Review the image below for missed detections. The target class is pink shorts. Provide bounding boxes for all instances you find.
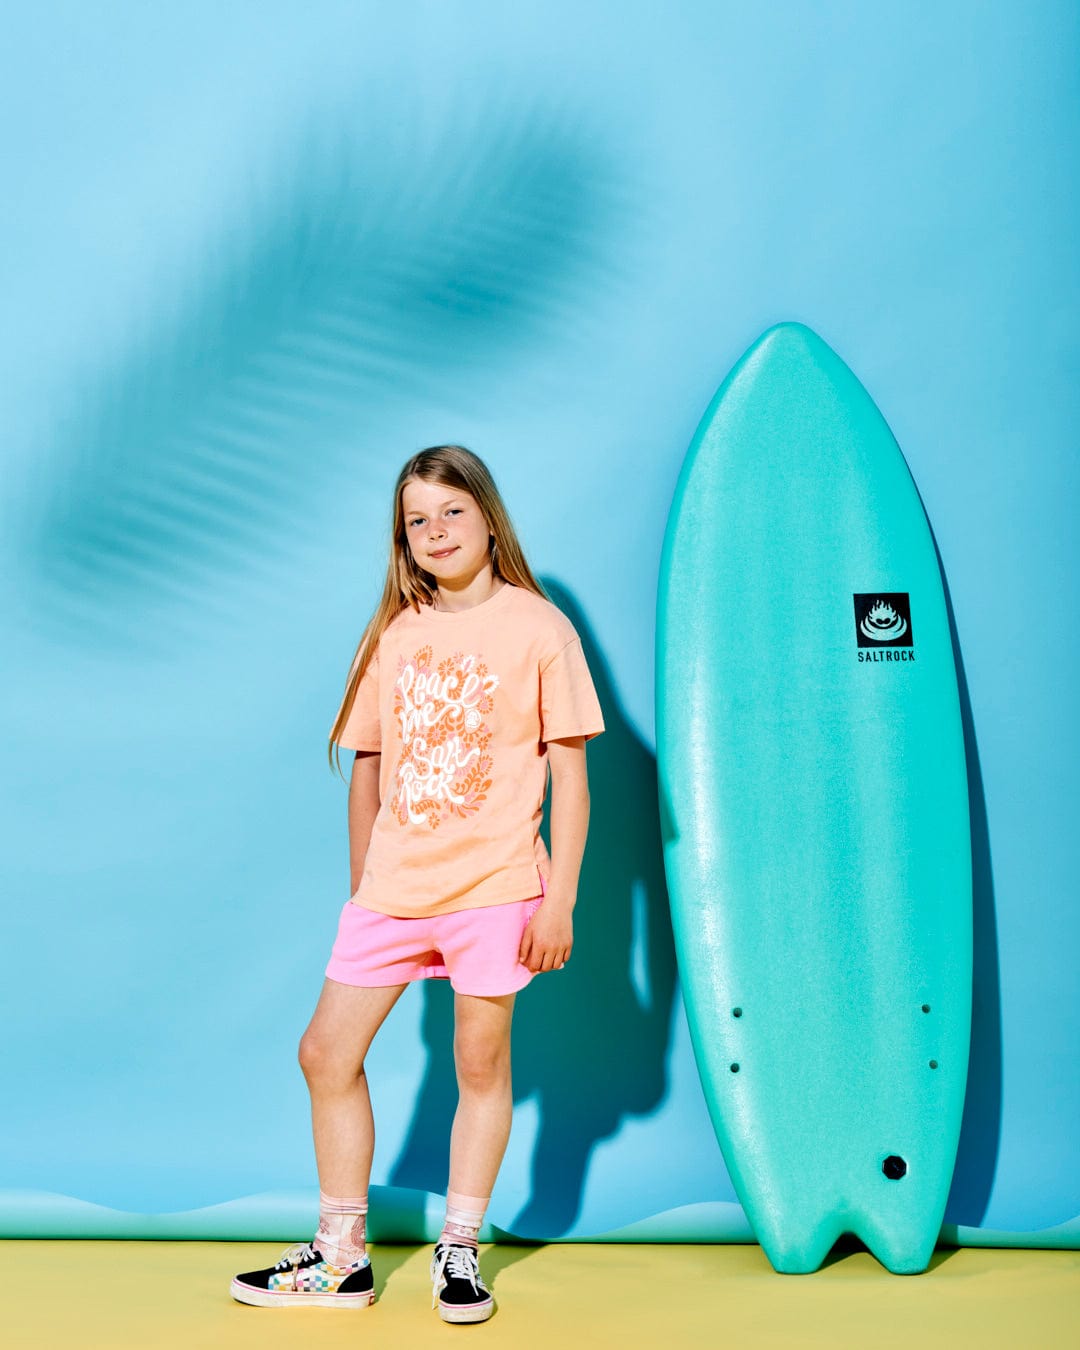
[325,892,545,997]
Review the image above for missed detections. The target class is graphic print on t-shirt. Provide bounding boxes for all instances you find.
[393,645,499,828]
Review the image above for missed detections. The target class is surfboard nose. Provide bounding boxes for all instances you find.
[746,320,832,367]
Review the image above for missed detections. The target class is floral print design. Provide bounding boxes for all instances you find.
[392,645,499,828]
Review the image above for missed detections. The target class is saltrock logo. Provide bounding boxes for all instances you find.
[853,593,914,662]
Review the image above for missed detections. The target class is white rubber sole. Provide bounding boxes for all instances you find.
[229,1278,375,1309]
[438,1297,495,1324]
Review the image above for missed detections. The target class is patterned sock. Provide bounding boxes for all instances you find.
[439,1190,489,1250]
[314,1190,369,1267]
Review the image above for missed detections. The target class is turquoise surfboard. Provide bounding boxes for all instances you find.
[656,323,972,1274]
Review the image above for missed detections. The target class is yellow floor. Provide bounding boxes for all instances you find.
[6,1241,1078,1350]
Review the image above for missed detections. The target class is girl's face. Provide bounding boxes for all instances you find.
[401,478,493,591]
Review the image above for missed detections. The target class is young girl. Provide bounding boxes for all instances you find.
[231,445,603,1323]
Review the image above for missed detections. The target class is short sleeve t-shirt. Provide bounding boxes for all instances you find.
[336,583,604,917]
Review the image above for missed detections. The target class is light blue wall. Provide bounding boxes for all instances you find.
[2,0,1077,1239]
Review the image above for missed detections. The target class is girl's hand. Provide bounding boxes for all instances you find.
[519,898,574,973]
[523,738,588,974]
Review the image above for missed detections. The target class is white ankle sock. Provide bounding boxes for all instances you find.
[315,1190,369,1266]
[439,1190,489,1249]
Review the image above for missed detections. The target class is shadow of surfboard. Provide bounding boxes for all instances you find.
[936,552,1003,1227]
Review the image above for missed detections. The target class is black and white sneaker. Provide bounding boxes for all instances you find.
[230,1241,375,1309]
[430,1242,494,1323]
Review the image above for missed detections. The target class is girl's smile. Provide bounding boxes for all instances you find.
[402,478,497,606]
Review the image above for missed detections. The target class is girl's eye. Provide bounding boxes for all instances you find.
[408,518,425,529]
[447,508,462,517]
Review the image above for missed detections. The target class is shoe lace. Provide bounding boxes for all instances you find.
[274,1241,316,1270]
[430,1243,482,1308]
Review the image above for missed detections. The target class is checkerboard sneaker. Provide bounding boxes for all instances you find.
[430,1242,494,1323]
[230,1241,375,1309]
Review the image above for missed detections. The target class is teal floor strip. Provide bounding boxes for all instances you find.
[3,1190,1077,1248]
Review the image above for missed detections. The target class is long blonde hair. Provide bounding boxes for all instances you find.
[328,445,546,773]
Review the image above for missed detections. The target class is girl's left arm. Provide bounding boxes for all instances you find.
[519,735,590,973]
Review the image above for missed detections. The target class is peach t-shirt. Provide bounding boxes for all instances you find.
[337,583,604,917]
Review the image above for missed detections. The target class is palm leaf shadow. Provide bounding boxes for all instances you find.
[21,99,629,653]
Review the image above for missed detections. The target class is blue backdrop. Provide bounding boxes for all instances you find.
[2,0,1077,1243]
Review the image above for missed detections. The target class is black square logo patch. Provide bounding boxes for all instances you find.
[853,593,914,648]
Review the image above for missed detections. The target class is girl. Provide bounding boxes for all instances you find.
[230,445,603,1323]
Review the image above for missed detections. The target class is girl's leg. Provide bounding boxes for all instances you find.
[445,992,515,1224]
[298,978,406,1243]
[426,993,514,1323]
[229,978,406,1304]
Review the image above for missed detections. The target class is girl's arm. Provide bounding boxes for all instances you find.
[347,750,381,893]
[519,736,590,973]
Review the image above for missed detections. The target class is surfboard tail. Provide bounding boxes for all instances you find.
[747,1194,943,1275]
[854,1213,938,1275]
[751,1213,847,1275]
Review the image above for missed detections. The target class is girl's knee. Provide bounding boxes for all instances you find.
[297,1029,326,1079]
[298,1029,364,1086]
[454,1039,511,1094]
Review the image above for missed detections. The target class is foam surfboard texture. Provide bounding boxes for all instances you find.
[656,323,972,1273]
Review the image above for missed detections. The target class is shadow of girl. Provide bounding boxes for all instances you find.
[389,581,677,1243]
